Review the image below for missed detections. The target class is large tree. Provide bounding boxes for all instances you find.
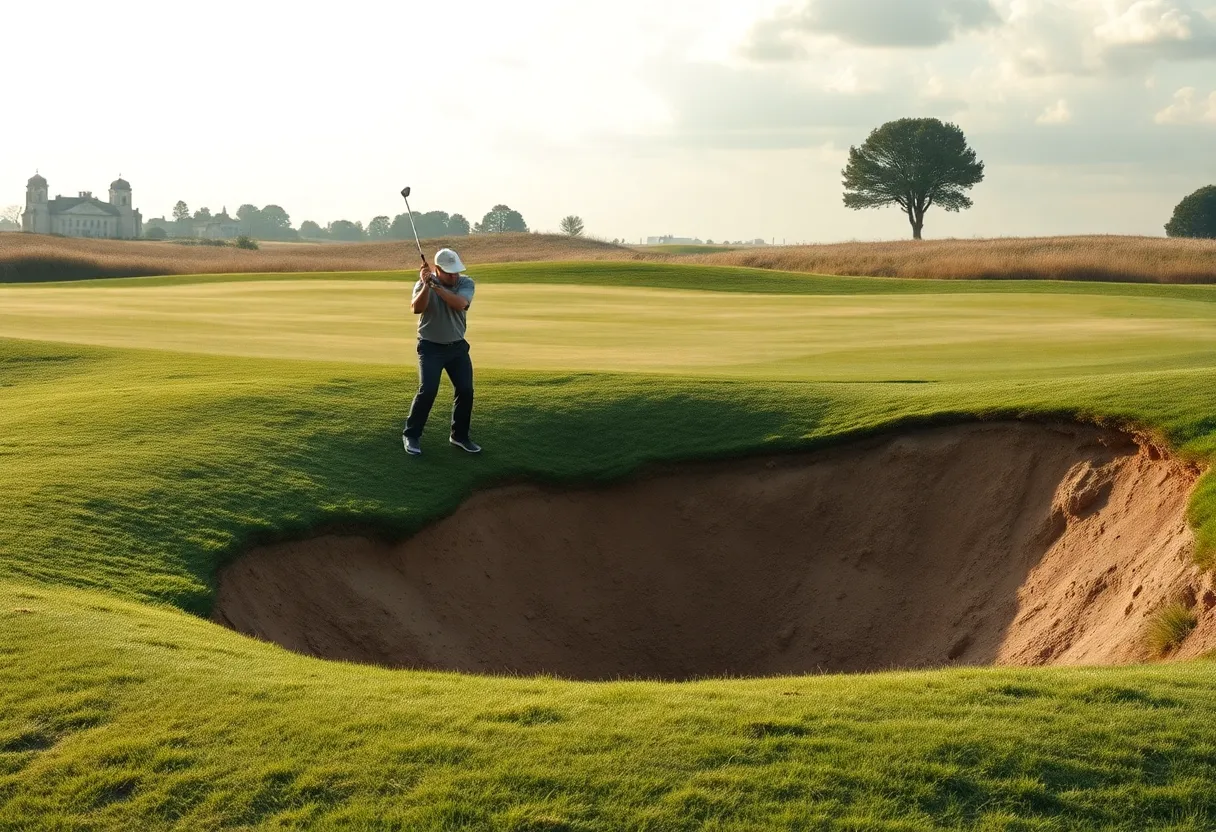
[475,204,528,233]
[259,205,293,240]
[842,117,984,240]
[416,211,451,239]
[367,215,392,239]
[172,200,190,222]
[1165,186,1216,239]
[560,215,585,237]
[236,204,261,236]
[0,205,21,230]
[448,213,471,236]
[328,220,365,242]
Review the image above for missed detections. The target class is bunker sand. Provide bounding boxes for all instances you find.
[215,422,1212,679]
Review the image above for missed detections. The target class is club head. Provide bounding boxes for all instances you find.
[401,186,411,199]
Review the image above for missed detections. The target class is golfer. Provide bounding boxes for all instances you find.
[402,248,480,455]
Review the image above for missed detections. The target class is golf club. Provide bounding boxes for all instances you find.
[400,187,429,271]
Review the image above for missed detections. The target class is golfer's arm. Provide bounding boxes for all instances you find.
[431,284,470,312]
[410,283,430,314]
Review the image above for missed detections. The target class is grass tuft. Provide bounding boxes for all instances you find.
[1147,603,1199,656]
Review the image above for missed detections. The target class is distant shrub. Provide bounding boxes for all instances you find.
[145,227,168,241]
[1166,186,1216,239]
[1146,603,1198,657]
[235,236,259,250]
[171,238,231,247]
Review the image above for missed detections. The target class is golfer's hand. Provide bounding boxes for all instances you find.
[419,267,436,286]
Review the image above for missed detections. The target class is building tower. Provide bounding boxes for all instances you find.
[22,173,50,234]
[108,176,140,239]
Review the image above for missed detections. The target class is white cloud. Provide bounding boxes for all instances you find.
[746,0,1000,57]
[1036,98,1073,123]
[991,0,1216,78]
[1153,86,1216,122]
[1095,0,1199,46]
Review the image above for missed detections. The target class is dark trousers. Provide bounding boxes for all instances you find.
[403,339,474,441]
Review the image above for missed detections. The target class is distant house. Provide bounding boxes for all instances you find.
[193,209,240,240]
[646,235,703,245]
[22,173,142,239]
[143,211,239,240]
[145,217,172,237]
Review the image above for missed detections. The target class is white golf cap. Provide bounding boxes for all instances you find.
[434,248,466,274]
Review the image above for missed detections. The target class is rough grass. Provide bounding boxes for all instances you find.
[5,232,1216,285]
[6,584,1216,831]
[0,232,639,283]
[1147,604,1200,656]
[636,244,741,255]
[690,235,1216,283]
[6,263,1216,828]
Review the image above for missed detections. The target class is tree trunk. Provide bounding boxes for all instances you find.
[910,201,925,240]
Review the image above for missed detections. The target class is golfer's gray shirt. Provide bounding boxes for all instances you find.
[414,275,475,344]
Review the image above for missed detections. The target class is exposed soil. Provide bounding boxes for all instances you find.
[213,422,1213,680]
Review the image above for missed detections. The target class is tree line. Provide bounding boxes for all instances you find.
[156,201,536,242]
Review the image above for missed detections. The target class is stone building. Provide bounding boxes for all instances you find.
[22,173,142,239]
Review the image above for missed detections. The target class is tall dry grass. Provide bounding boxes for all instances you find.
[3,232,1216,283]
[690,235,1216,283]
[0,233,640,283]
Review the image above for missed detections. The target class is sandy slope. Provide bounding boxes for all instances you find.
[214,422,1209,679]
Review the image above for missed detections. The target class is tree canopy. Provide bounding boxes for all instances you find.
[328,220,365,242]
[367,216,392,240]
[388,211,471,241]
[475,204,528,234]
[260,205,292,236]
[1165,186,1216,239]
[842,117,984,240]
[0,205,21,230]
[153,199,478,242]
[236,205,260,235]
[560,215,585,237]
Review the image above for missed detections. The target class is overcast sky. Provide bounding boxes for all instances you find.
[4,0,1215,243]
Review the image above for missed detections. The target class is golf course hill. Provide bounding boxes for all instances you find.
[5,255,1216,829]
[4,231,1216,284]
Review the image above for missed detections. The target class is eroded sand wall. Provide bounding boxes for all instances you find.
[213,422,1208,679]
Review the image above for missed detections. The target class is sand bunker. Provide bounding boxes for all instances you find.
[213,422,1214,679]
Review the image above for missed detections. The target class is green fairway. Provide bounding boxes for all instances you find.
[5,266,1216,380]
[4,262,1216,829]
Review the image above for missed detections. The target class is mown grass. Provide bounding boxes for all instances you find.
[7,267,1216,375]
[4,262,1216,828]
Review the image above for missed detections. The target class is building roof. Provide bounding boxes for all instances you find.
[28,173,47,187]
[110,177,131,191]
[48,196,121,217]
